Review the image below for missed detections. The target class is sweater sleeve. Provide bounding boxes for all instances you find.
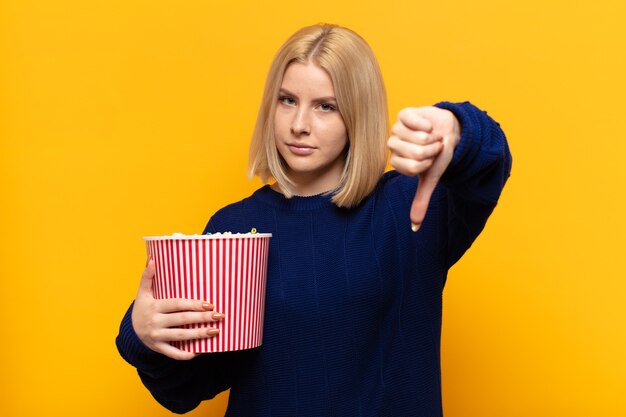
[433,101,512,268]
[115,302,233,413]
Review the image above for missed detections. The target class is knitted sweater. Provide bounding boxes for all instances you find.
[116,101,512,416]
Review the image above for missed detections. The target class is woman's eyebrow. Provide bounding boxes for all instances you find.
[279,88,336,103]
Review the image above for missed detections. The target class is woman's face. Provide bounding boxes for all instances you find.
[273,62,348,195]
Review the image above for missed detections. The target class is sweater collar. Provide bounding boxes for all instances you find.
[253,185,336,211]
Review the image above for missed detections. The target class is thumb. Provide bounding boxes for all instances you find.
[409,134,456,232]
[410,173,438,232]
[138,258,156,295]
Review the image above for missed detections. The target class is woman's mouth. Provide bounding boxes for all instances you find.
[287,144,316,156]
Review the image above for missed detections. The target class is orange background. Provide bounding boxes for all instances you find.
[1,1,625,416]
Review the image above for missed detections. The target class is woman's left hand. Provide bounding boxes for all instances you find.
[387,106,461,231]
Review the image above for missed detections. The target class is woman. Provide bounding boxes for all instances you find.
[117,24,512,416]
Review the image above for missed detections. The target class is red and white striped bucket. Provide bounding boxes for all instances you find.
[144,233,271,353]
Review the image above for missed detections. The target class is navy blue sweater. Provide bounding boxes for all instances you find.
[117,102,512,416]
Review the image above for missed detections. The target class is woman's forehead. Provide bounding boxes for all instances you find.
[280,62,335,98]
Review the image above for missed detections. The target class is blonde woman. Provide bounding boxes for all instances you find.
[118,24,512,416]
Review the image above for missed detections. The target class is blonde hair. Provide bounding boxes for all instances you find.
[247,24,388,208]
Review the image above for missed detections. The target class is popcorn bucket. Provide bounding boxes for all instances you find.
[143,233,271,353]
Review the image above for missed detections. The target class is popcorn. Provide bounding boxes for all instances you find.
[197,229,262,236]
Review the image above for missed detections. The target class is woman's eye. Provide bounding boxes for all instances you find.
[319,103,336,112]
[279,96,296,106]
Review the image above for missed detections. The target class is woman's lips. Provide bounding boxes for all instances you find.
[287,144,315,156]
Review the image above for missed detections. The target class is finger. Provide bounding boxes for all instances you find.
[154,342,200,361]
[391,121,442,145]
[138,259,156,294]
[156,325,220,342]
[159,310,224,328]
[158,298,215,314]
[410,134,457,231]
[389,154,435,177]
[410,174,439,232]
[388,136,443,161]
[397,108,433,132]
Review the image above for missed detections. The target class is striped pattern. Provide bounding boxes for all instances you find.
[144,235,271,352]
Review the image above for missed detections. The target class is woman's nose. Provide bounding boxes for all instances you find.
[291,108,311,136]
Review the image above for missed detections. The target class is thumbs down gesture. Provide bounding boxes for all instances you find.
[387,106,461,232]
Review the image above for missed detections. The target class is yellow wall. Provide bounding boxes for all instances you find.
[2,0,625,416]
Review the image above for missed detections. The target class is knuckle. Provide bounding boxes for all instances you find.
[187,327,205,340]
[412,147,425,160]
[164,298,177,310]
[172,298,191,311]
[414,131,429,143]
[144,319,158,332]
[147,329,159,341]
[173,328,187,341]
[407,161,421,176]
[398,109,416,124]
[179,312,192,323]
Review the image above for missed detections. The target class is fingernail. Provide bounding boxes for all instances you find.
[212,313,224,320]
[411,223,420,232]
[202,303,214,310]
[207,328,219,335]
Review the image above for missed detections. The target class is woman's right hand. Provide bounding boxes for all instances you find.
[131,259,224,360]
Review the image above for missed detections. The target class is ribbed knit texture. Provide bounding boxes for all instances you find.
[116,101,512,416]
